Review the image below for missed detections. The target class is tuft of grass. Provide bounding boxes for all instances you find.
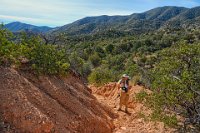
[135,90,148,102]
[150,111,178,128]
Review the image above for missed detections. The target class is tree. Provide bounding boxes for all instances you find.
[151,42,200,129]
[68,52,84,72]
[105,44,114,53]
[89,52,101,67]
[88,68,113,85]
[95,46,105,58]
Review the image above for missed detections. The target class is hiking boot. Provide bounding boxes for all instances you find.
[125,108,128,113]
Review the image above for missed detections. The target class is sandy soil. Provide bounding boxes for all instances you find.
[89,83,175,133]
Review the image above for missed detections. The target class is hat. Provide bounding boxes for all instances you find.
[122,74,130,79]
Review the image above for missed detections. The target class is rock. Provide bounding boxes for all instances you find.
[121,126,127,130]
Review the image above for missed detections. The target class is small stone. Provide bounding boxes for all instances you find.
[137,119,143,123]
[121,126,126,130]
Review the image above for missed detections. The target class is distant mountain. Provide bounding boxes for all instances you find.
[52,6,200,35]
[165,6,200,28]
[4,22,53,33]
[5,6,200,35]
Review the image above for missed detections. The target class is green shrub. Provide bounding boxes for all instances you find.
[80,62,92,78]
[0,28,70,75]
[0,28,21,66]
[132,75,141,85]
[88,68,113,85]
[135,90,148,102]
[105,44,114,53]
[150,111,178,127]
[29,44,70,75]
[89,52,101,67]
[68,52,84,71]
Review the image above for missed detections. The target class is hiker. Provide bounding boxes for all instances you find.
[117,74,131,113]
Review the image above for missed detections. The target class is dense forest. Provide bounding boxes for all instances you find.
[1,6,200,132]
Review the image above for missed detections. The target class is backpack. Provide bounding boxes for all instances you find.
[119,79,129,93]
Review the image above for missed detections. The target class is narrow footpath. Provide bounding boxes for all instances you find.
[89,83,175,133]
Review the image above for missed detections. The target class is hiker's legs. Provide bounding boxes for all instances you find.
[124,94,129,112]
[118,91,124,110]
[118,103,122,111]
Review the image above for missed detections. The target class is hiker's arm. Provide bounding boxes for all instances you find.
[117,80,121,90]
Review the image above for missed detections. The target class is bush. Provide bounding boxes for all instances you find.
[135,90,148,102]
[29,43,70,75]
[105,44,114,53]
[132,75,141,85]
[80,62,92,78]
[89,52,101,67]
[146,42,200,128]
[68,52,84,72]
[0,28,70,75]
[88,68,113,85]
[0,28,22,66]
[150,111,178,127]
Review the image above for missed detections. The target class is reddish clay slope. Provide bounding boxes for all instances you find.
[0,67,115,133]
[90,83,175,133]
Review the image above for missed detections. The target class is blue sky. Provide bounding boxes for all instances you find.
[0,0,199,27]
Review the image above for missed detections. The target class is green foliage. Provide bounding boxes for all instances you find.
[135,90,148,102]
[0,28,70,75]
[150,111,178,127]
[89,52,101,67]
[105,44,114,53]
[80,62,92,78]
[124,63,139,78]
[136,90,178,127]
[95,46,105,58]
[152,42,200,104]
[29,43,70,75]
[88,68,113,85]
[145,42,200,128]
[68,52,84,71]
[0,28,21,65]
[132,75,141,85]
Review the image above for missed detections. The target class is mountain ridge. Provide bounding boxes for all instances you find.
[4,6,200,35]
[4,21,53,33]
[52,6,200,35]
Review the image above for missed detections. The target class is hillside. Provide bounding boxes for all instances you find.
[0,67,114,132]
[1,4,200,132]
[52,6,200,35]
[5,6,200,35]
[4,22,52,33]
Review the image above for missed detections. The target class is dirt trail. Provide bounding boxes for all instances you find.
[89,83,175,133]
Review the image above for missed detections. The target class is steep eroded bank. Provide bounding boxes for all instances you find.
[0,67,115,133]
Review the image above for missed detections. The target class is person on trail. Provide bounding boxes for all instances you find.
[117,74,131,113]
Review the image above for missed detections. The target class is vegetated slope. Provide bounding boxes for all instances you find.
[52,6,200,35]
[165,6,200,28]
[0,67,115,133]
[89,83,175,133]
[4,22,53,33]
[6,6,200,35]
